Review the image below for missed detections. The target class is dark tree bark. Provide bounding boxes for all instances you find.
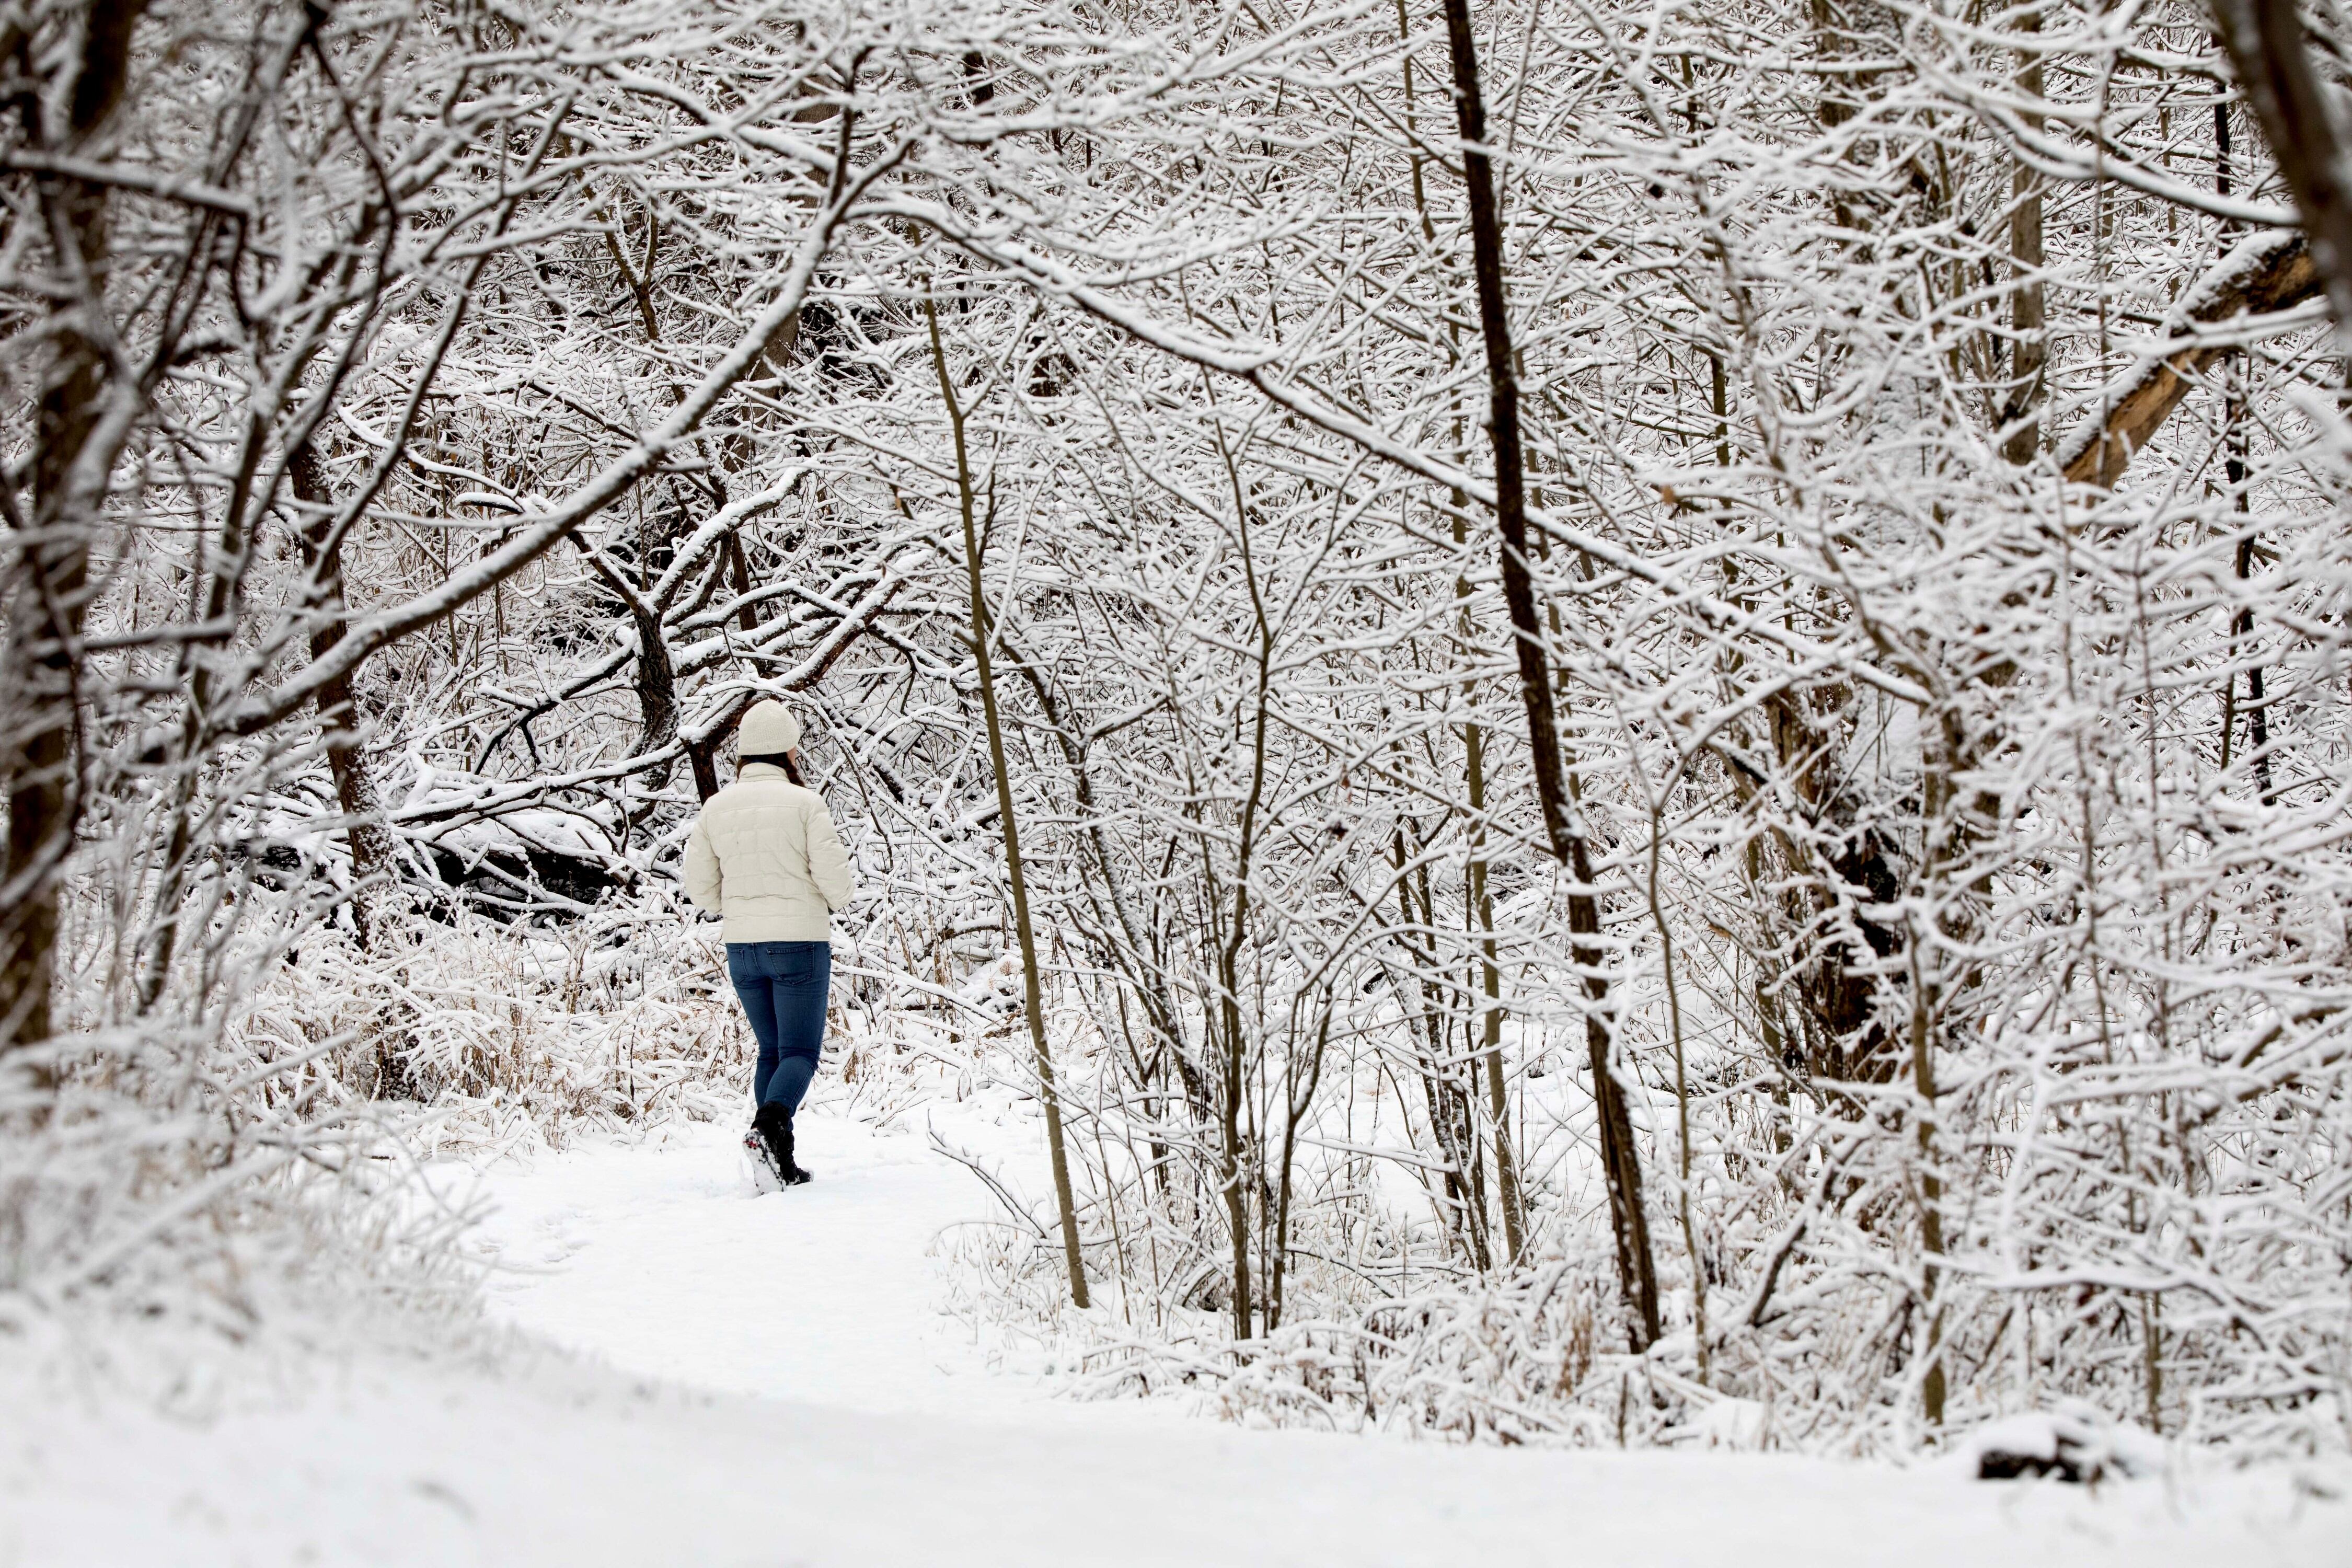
[1436,0,1660,1342]
[2,0,153,1055]
[2001,13,2047,465]
[2210,0,2352,332]
[572,536,680,769]
[291,445,400,947]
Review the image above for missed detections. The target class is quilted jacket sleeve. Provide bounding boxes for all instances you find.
[683,813,722,913]
[804,797,856,912]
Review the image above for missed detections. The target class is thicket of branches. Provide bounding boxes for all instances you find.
[4,0,2348,1454]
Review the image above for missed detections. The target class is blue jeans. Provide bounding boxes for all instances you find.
[726,941,829,1110]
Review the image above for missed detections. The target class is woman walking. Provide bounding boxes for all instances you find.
[685,699,856,1188]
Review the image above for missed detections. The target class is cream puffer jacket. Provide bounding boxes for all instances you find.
[683,764,856,942]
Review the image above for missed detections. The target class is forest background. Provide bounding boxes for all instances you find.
[4,0,2350,1460]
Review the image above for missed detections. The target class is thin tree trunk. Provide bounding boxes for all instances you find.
[2213,98,2278,808]
[1570,829,1663,1346]
[3,1,152,1056]
[1212,899,1254,1338]
[927,298,1089,1310]
[1437,0,1659,1342]
[291,444,399,948]
[1001,640,1201,1158]
[1437,0,1568,868]
[1394,823,1490,1270]
[1467,719,1526,1265]
[1450,494,1526,1266]
[1204,413,1281,1339]
[1416,842,1491,1269]
[1908,932,1949,1425]
[2228,532,2276,802]
[2002,10,2047,465]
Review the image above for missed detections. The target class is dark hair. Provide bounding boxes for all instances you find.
[740,751,806,787]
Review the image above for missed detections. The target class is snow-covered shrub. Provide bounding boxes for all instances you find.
[3,869,474,1373]
[246,906,748,1155]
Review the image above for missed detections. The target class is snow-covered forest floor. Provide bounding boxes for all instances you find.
[8,1099,2349,1566]
[459,1101,1082,1417]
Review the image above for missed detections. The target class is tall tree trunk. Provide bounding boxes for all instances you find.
[1392,822,1490,1271]
[2213,97,2279,807]
[1467,719,1526,1266]
[928,298,1089,1310]
[1450,500,1526,1266]
[2002,10,2047,465]
[3,0,152,1056]
[1204,413,1281,1339]
[1437,0,1659,1342]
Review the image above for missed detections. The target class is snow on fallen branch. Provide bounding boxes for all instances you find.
[2055,230,2323,487]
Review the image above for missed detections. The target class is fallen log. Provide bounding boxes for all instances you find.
[2057,230,2322,487]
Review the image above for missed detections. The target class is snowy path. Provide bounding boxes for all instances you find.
[8,1105,2351,1566]
[456,1108,1060,1420]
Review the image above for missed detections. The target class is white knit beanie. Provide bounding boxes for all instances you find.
[737,699,802,756]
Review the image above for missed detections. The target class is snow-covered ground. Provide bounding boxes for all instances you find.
[457,1104,1102,1419]
[6,1108,2349,1567]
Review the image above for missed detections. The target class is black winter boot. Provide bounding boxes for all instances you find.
[755,1102,812,1185]
[743,1116,783,1191]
